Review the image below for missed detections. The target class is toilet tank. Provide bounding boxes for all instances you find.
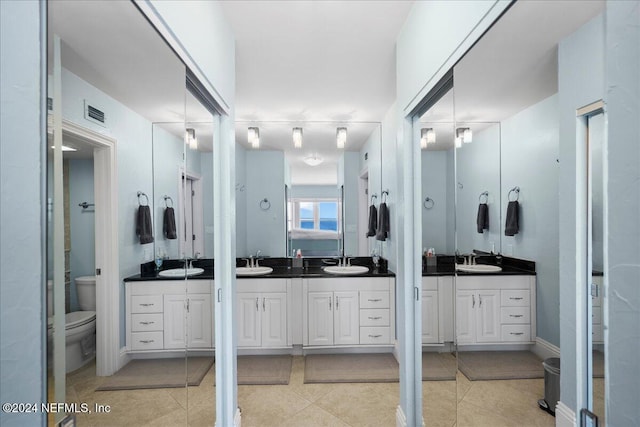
[75,276,96,311]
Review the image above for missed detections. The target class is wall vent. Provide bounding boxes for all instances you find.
[84,100,106,127]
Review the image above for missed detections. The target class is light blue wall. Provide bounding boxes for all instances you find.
[380,104,398,271]
[235,144,247,257]
[421,149,452,254]
[501,94,560,346]
[68,159,95,312]
[290,185,338,199]
[201,152,214,258]
[244,150,286,257]
[558,14,604,413]
[61,69,155,347]
[341,152,360,256]
[455,123,501,255]
[0,0,46,425]
[605,1,640,424]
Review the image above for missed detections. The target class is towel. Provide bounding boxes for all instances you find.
[136,205,154,244]
[163,207,177,239]
[376,202,390,241]
[505,201,520,236]
[366,204,378,237]
[476,203,489,233]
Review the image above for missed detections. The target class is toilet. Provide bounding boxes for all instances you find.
[47,276,97,373]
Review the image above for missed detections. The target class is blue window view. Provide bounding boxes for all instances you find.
[319,202,338,231]
[300,220,314,229]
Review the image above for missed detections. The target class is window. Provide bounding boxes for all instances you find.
[289,199,341,232]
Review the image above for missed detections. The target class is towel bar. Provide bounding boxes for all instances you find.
[423,197,435,209]
[479,191,489,203]
[259,198,271,211]
[137,191,149,206]
[163,196,173,208]
[508,187,520,202]
[381,190,389,203]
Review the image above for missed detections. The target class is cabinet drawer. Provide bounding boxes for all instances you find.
[131,295,163,313]
[501,325,531,342]
[359,327,390,344]
[359,291,389,309]
[500,307,530,324]
[592,306,602,324]
[131,313,163,332]
[131,331,163,350]
[359,309,390,327]
[501,290,530,307]
[592,324,603,342]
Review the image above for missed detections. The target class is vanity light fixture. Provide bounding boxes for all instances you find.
[292,127,303,148]
[303,154,323,167]
[420,128,435,149]
[456,127,472,144]
[248,127,260,149]
[186,128,198,150]
[336,127,347,149]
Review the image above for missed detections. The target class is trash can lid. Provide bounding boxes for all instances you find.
[543,357,560,374]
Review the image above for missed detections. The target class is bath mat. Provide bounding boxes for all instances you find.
[96,357,213,391]
[304,353,399,383]
[237,355,292,385]
[457,351,543,381]
[422,352,457,381]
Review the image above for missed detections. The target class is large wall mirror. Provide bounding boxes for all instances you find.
[234,121,382,259]
[47,1,216,424]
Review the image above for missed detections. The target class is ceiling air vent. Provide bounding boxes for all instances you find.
[84,100,106,127]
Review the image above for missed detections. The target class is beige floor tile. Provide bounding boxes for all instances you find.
[280,404,351,427]
[423,381,456,427]
[187,403,216,427]
[457,400,519,427]
[238,385,313,426]
[314,383,398,426]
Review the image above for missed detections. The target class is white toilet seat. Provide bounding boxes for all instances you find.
[65,311,96,330]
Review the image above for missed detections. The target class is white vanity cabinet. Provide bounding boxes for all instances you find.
[126,280,214,353]
[421,276,455,345]
[236,278,290,349]
[456,275,536,345]
[304,277,395,347]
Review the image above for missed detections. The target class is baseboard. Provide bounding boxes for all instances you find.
[533,337,561,360]
[555,401,576,427]
[396,405,407,427]
[457,343,533,352]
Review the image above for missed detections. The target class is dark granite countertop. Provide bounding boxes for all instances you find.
[421,254,536,277]
[124,256,395,282]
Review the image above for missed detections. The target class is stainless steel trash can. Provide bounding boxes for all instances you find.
[539,357,560,415]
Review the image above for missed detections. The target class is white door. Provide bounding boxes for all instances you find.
[237,292,261,347]
[476,290,501,343]
[262,292,287,347]
[421,290,439,344]
[456,291,476,344]
[308,292,333,346]
[164,294,186,349]
[333,291,359,345]
[187,294,212,348]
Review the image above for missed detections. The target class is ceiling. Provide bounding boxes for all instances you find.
[420,0,604,150]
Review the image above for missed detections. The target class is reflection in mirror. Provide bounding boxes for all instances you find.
[235,121,381,258]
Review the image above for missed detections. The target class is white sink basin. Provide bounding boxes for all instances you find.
[236,266,273,276]
[158,267,204,278]
[456,264,502,273]
[323,265,370,275]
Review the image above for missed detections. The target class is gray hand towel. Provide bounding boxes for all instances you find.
[366,204,378,237]
[376,202,390,241]
[136,205,154,244]
[505,201,519,236]
[477,203,489,233]
[163,207,177,239]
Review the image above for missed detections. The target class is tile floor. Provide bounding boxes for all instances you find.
[62,357,557,426]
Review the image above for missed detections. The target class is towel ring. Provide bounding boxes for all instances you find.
[370,194,378,204]
[508,186,520,202]
[163,196,173,208]
[381,190,389,203]
[259,198,271,211]
[137,191,149,206]
[479,191,489,203]
[423,197,435,209]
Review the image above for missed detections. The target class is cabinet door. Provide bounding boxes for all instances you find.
[237,292,261,348]
[456,291,476,344]
[422,290,439,344]
[308,292,334,346]
[164,294,186,349]
[476,290,501,343]
[334,291,359,345]
[187,294,212,348]
[262,292,287,348]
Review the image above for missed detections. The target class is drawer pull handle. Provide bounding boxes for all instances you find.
[140,339,155,343]
[368,316,382,320]
[140,321,155,325]
[368,334,382,338]
[510,332,524,336]
[509,297,523,301]
[509,315,523,318]
[139,303,155,307]
[368,298,382,302]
